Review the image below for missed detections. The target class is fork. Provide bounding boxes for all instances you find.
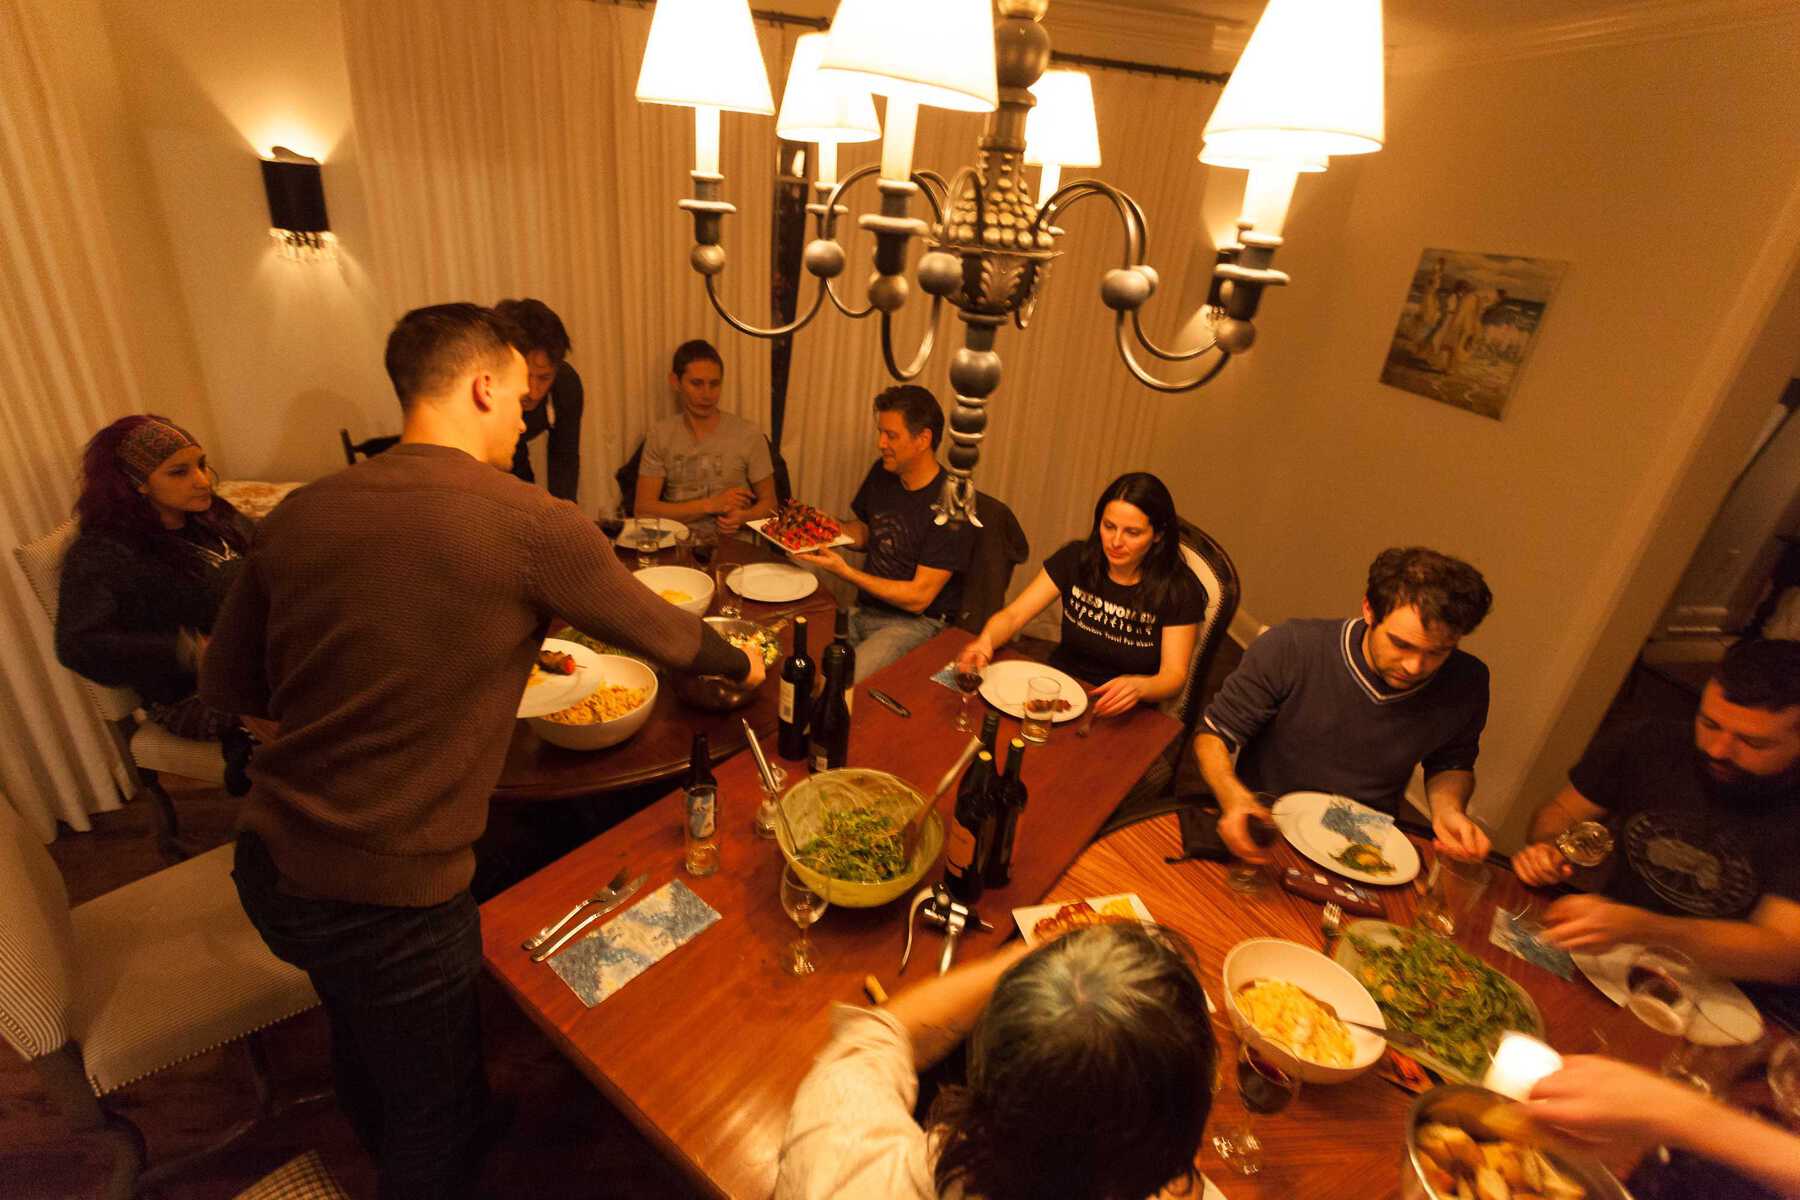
[522,867,630,952]
[1321,901,1344,953]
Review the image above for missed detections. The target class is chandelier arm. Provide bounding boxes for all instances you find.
[1128,307,1220,363]
[879,296,946,381]
[820,163,886,241]
[1113,315,1232,393]
[703,273,830,340]
[1034,179,1145,267]
[911,171,950,224]
[824,276,876,319]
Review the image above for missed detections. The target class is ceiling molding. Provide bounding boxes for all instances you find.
[1043,0,1237,72]
[1392,0,1800,73]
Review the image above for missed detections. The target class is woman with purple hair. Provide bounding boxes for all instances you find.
[56,414,257,791]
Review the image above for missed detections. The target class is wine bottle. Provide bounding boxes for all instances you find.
[776,615,815,761]
[683,732,719,876]
[829,608,856,714]
[976,711,1001,760]
[945,750,997,904]
[984,738,1028,888]
[808,654,851,773]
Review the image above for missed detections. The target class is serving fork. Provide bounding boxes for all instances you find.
[522,867,630,952]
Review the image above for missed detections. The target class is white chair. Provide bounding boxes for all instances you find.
[13,520,223,860]
[0,799,320,1199]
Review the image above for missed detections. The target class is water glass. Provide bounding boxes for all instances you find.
[1021,675,1059,743]
[780,863,829,976]
[634,521,662,569]
[1415,852,1491,937]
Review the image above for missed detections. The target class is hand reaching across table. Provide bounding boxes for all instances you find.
[1512,840,1575,887]
[1541,893,1643,953]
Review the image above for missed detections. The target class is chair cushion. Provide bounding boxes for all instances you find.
[232,1150,349,1200]
[131,720,226,784]
[13,520,141,722]
[0,802,77,1060]
[70,844,317,1095]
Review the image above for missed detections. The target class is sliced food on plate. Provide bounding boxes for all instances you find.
[752,500,850,554]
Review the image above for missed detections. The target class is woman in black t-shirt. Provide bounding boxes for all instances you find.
[958,473,1206,717]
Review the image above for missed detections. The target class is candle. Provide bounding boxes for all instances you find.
[1036,162,1062,208]
[1240,162,1300,238]
[880,96,919,183]
[816,140,839,187]
[694,105,721,176]
[1482,1032,1563,1101]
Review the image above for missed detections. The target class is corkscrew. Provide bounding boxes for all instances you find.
[899,882,994,977]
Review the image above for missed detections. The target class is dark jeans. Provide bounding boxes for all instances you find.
[233,833,489,1200]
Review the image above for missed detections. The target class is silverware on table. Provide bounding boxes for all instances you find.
[522,867,630,952]
[1321,899,1344,954]
[867,688,911,718]
[1075,701,1098,738]
[532,874,649,962]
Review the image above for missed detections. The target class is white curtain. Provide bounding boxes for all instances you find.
[343,0,1223,583]
[0,0,145,840]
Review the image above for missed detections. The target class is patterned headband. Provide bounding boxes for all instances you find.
[117,418,201,484]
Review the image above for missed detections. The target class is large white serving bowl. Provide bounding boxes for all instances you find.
[528,655,658,750]
[1221,938,1388,1084]
[632,565,714,616]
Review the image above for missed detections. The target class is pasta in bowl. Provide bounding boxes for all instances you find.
[528,654,657,750]
[1222,938,1387,1084]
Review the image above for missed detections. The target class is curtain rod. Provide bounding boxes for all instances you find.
[602,0,1228,86]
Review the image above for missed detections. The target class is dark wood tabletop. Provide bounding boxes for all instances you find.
[479,627,1182,1199]
[1053,814,1692,1198]
[493,534,838,802]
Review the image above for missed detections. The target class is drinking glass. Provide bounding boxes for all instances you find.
[780,863,829,975]
[1021,676,1059,744]
[1768,1038,1800,1124]
[709,538,741,619]
[1226,794,1281,894]
[1554,819,1614,868]
[1210,1040,1300,1175]
[597,501,627,540]
[1415,852,1491,937]
[1625,945,1700,1053]
[952,664,984,732]
[634,521,662,569]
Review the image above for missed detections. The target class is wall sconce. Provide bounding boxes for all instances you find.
[260,147,332,260]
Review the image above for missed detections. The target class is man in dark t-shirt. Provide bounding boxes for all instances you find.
[1197,547,1495,865]
[798,385,974,682]
[1522,639,1800,987]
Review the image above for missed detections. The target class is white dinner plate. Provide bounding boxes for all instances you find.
[1570,942,1765,1046]
[1271,791,1421,886]
[977,660,1088,723]
[613,517,689,549]
[726,562,819,603]
[517,638,603,718]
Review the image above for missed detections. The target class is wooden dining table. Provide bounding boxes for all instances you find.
[492,531,837,802]
[479,626,1182,1198]
[1051,813,1745,1198]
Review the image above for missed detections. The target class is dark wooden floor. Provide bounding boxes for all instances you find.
[2,786,703,1200]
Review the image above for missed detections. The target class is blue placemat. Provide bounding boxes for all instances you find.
[546,880,720,1007]
[1488,908,1574,980]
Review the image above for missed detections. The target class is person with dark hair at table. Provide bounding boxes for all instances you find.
[1519,637,1800,987]
[635,338,776,539]
[497,297,582,501]
[798,384,976,682]
[55,414,261,793]
[958,471,1204,719]
[204,303,760,1200]
[777,923,1218,1200]
[1197,546,1495,864]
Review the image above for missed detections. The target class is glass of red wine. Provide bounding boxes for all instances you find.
[1226,795,1282,894]
[953,664,983,732]
[1210,1041,1299,1175]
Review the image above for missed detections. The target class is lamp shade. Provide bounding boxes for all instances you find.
[636,0,775,114]
[1198,145,1327,173]
[261,152,329,233]
[1202,0,1384,160]
[1024,70,1101,167]
[778,32,881,143]
[817,0,998,113]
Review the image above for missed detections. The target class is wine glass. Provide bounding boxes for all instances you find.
[1226,794,1281,894]
[1554,819,1614,868]
[1768,1038,1799,1124]
[952,663,983,732]
[1210,1040,1300,1175]
[780,863,829,975]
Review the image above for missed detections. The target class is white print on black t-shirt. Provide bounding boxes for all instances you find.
[1065,585,1158,649]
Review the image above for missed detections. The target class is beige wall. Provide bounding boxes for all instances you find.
[90,0,392,484]
[1150,17,1800,844]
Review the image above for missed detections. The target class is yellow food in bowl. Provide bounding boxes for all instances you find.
[1236,979,1355,1068]
[543,684,649,725]
[658,589,692,604]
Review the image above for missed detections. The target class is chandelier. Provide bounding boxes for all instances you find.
[636,0,1385,524]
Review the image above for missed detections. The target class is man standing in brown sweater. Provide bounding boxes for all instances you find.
[202,304,760,1199]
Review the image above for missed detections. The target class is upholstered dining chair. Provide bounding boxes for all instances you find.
[13,520,222,861]
[0,800,320,1200]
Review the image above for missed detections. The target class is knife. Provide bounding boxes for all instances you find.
[867,688,911,718]
[531,873,648,962]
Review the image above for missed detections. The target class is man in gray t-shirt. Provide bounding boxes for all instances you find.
[635,340,776,540]
[1196,547,1495,867]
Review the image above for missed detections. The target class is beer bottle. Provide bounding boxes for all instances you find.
[683,733,719,875]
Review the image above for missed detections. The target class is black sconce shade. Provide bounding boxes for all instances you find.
[262,148,331,257]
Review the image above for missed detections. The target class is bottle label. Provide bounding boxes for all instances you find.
[809,748,828,774]
[945,820,977,871]
[779,681,795,723]
[685,787,716,839]
[844,690,853,717]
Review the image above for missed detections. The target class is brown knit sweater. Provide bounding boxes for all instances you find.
[200,443,745,906]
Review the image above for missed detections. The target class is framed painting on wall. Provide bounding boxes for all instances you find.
[1379,248,1568,420]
